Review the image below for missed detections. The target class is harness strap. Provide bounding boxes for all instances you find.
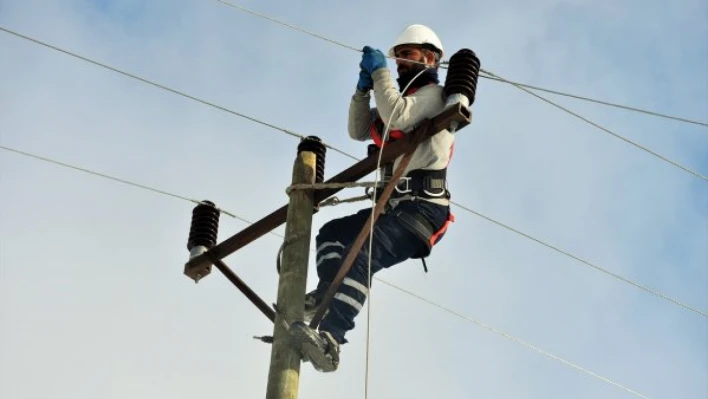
[392,168,449,199]
[370,119,404,148]
[367,83,453,271]
[392,208,455,265]
[368,84,432,149]
[429,212,455,248]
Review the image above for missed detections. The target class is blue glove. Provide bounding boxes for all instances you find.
[356,68,373,91]
[359,46,386,75]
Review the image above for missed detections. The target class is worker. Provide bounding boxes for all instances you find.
[289,24,456,372]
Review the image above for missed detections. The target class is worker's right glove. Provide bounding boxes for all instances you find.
[360,46,386,75]
[356,69,373,92]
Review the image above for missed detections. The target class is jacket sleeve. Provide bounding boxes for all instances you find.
[347,89,377,142]
[370,67,443,133]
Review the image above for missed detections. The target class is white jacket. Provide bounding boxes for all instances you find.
[347,67,454,207]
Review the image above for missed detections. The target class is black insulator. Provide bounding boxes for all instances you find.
[187,200,220,251]
[443,48,481,105]
[298,136,327,184]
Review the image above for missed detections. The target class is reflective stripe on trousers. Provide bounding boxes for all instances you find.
[314,200,449,343]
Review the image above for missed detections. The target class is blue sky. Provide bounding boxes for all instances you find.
[1,1,706,398]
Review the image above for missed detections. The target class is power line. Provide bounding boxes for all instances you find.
[3,25,705,182]
[206,1,707,181]
[479,68,707,181]
[0,145,244,221]
[211,0,708,129]
[294,160,708,316]
[378,280,654,399]
[2,26,704,317]
[3,141,706,320]
[450,202,708,318]
[0,144,655,399]
[478,73,708,128]
[213,0,361,53]
[0,26,358,163]
[0,17,695,398]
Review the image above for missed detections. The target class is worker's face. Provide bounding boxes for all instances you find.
[394,45,435,76]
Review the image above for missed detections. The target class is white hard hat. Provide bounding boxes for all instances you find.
[388,24,444,59]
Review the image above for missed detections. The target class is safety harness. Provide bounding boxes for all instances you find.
[391,206,455,271]
[366,84,455,271]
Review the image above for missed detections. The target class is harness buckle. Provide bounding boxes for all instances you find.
[423,176,448,198]
[395,176,412,195]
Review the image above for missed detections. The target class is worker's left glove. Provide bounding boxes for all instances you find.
[360,46,386,75]
[356,69,373,92]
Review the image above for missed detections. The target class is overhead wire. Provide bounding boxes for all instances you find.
[450,201,708,317]
[211,0,708,129]
[479,68,707,181]
[0,145,242,220]
[5,17,701,181]
[1,26,705,317]
[378,280,654,399]
[0,27,358,163]
[477,73,708,128]
[0,2,702,396]
[0,144,654,399]
[0,5,701,396]
[0,17,693,393]
[208,0,708,182]
[213,0,361,53]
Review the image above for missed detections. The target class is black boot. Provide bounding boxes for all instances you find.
[289,321,340,372]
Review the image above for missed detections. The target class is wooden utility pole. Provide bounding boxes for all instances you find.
[265,142,318,399]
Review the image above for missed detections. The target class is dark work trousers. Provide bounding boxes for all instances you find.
[314,199,450,344]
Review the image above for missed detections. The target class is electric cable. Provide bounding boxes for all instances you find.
[478,68,707,181]
[377,280,654,399]
[1,24,703,315]
[210,0,708,129]
[205,2,708,181]
[2,22,704,181]
[0,143,655,399]
[0,26,359,162]
[450,201,708,317]
[213,0,361,53]
[0,145,243,220]
[2,27,705,314]
[1,16,697,398]
[0,26,708,317]
[477,72,708,128]
[3,141,703,319]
